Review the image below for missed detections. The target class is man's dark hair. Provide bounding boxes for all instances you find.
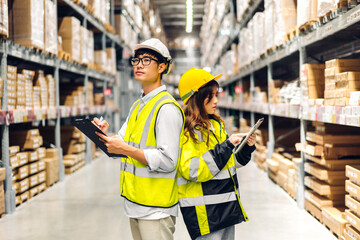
[134,48,168,79]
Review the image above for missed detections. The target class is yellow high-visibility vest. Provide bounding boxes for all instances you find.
[121,90,184,207]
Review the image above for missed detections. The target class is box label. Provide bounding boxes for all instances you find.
[347,215,357,226]
[348,171,359,179]
[347,199,358,210]
[348,185,358,195]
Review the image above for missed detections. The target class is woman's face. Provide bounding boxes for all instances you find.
[203,86,218,115]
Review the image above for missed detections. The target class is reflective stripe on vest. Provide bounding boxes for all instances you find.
[179,191,238,207]
[121,162,177,179]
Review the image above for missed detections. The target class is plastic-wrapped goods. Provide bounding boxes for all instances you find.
[217,0,229,22]
[237,0,249,22]
[274,0,297,47]
[253,12,265,59]
[80,26,88,65]
[0,0,8,37]
[265,1,275,51]
[44,0,57,55]
[297,0,318,27]
[135,5,143,29]
[247,19,255,63]
[95,50,107,71]
[58,17,81,63]
[10,0,44,49]
[317,0,336,17]
[87,30,94,64]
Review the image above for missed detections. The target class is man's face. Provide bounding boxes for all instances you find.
[133,53,165,84]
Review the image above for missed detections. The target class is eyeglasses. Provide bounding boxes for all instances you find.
[131,57,159,66]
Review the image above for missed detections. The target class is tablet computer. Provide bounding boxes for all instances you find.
[72,118,126,158]
[233,118,264,154]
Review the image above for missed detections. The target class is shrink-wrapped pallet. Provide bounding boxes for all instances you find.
[297,0,318,27]
[44,0,57,55]
[274,0,297,47]
[10,0,44,49]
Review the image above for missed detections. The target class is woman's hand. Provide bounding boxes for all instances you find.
[228,133,247,146]
[246,134,256,146]
[92,117,109,133]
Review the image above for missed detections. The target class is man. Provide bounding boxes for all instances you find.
[94,38,184,240]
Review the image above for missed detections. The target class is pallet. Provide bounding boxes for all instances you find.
[0,213,5,219]
[58,50,72,62]
[286,27,299,42]
[322,223,342,240]
[348,0,359,9]
[299,20,317,33]
[265,46,276,55]
[105,22,116,34]
[85,5,94,14]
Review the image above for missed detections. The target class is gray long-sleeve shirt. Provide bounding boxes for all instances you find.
[118,85,184,219]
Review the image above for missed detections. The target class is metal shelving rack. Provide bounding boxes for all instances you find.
[215,2,360,210]
[0,0,145,214]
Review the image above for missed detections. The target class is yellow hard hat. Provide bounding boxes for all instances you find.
[179,68,222,105]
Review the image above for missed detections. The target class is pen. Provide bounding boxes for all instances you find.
[98,116,103,128]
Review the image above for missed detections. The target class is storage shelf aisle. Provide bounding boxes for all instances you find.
[0,155,336,240]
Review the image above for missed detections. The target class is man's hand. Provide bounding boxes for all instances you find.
[92,117,110,133]
[96,132,128,154]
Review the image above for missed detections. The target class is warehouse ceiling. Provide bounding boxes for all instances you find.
[152,0,206,42]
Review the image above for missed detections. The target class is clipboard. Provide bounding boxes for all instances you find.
[72,118,126,158]
[233,118,264,154]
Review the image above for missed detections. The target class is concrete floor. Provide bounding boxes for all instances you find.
[0,155,336,240]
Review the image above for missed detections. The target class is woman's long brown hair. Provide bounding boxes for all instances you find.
[184,80,224,145]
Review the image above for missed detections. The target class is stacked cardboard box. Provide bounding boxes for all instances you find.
[23,69,35,110]
[269,80,285,104]
[301,64,325,101]
[7,66,17,110]
[94,93,104,105]
[9,129,48,206]
[324,59,360,106]
[0,0,8,37]
[60,85,85,106]
[44,0,57,55]
[317,0,337,18]
[43,148,59,187]
[46,74,56,107]
[0,167,5,216]
[34,70,48,108]
[265,0,275,51]
[10,0,45,49]
[58,17,81,63]
[344,165,360,239]
[88,0,106,24]
[61,126,86,175]
[299,122,360,231]
[88,81,94,106]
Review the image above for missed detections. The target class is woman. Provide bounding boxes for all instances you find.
[177,68,256,240]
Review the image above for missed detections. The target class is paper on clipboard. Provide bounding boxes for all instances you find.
[72,118,126,158]
[233,118,264,154]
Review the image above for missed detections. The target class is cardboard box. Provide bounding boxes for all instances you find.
[38,182,46,192]
[58,17,81,62]
[17,152,29,166]
[305,176,345,196]
[346,195,360,216]
[19,178,29,193]
[266,158,279,173]
[12,182,19,194]
[28,162,38,175]
[29,186,38,198]
[321,207,347,238]
[346,180,360,199]
[44,149,58,159]
[27,150,39,162]
[0,168,5,181]
[10,155,19,168]
[15,165,29,180]
[344,225,360,240]
[38,160,45,172]
[305,199,323,222]
[20,191,29,203]
[306,132,360,145]
[10,0,45,49]
[305,190,344,209]
[43,157,59,187]
[346,209,360,231]
[29,174,38,187]
[304,162,346,182]
[37,171,46,184]
[37,147,46,159]
[326,59,360,68]
[7,65,17,74]
[347,165,360,185]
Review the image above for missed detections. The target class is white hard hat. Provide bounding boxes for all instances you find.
[134,38,172,75]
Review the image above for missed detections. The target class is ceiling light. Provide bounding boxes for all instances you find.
[186,0,193,33]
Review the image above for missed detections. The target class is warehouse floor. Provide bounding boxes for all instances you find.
[0,155,336,240]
